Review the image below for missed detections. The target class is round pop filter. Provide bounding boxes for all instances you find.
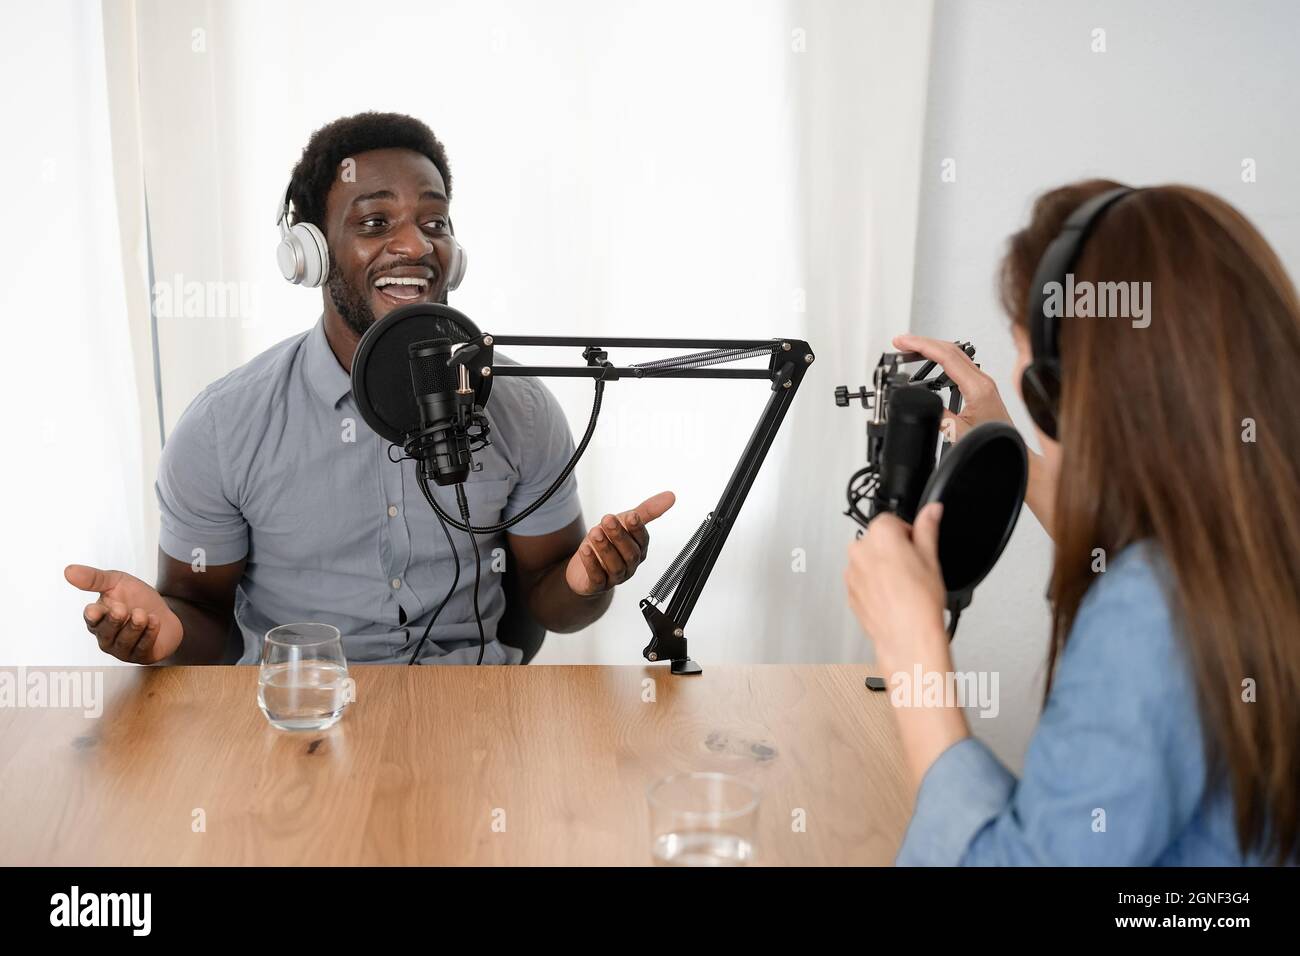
[920,422,1029,605]
[350,302,487,444]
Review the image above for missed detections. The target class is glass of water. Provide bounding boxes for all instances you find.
[257,623,351,731]
[647,771,760,866]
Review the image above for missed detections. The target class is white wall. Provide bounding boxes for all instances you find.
[912,0,1300,768]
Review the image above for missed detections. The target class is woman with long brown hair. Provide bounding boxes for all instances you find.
[845,180,1300,865]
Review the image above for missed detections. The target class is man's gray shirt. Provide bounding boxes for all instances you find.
[155,317,581,664]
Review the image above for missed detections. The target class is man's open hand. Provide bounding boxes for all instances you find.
[64,565,183,663]
[565,491,676,596]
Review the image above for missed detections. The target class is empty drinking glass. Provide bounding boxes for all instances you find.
[257,623,352,731]
[647,771,760,866]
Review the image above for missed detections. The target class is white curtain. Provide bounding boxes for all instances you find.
[32,0,933,666]
[0,0,158,665]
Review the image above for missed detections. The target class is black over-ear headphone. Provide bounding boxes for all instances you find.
[1020,186,1137,440]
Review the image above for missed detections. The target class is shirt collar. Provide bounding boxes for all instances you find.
[304,316,353,409]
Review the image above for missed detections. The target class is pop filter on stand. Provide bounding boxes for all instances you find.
[350,302,490,444]
[860,422,1027,692]
[920,421,1029,616]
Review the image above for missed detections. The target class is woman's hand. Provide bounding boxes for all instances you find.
[844,502,969,788]
[844,502,948,672]
[892,333,1057,536]
[892,334,1012,442]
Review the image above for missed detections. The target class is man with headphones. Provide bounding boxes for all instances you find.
[66,112,675,665]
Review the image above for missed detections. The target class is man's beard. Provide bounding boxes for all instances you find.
[327,262,375,337]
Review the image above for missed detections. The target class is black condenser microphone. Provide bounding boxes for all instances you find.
[837,342,1028,665]
[407,338,473,485]
[874,385,944,523]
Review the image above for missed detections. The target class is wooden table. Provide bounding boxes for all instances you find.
[0,664,911,866]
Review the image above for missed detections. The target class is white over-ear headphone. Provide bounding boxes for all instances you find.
[275,182,468,291]
[276,185,329,287]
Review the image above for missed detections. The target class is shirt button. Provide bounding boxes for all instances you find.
[391,578,401,590]
[387,505,398,518]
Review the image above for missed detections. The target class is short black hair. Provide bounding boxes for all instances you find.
[287,111,452,228]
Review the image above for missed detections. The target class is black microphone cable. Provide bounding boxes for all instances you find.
[454,482,487,665]
[407,482,461,665]
[407,479,487,665]
[407,372,606,664]
[411,474,487,665]
[422,378,606,535]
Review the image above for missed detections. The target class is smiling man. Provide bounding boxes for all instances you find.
[65,112,674,665]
